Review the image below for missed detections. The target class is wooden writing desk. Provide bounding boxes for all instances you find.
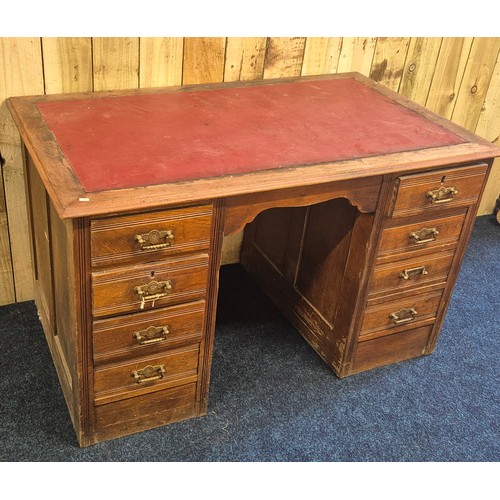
[8,73,500,446]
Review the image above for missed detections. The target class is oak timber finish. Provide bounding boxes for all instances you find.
[390,163,488,217]
[240,193,387,376]
[240,161,490,377]
[352,325,434,375]
[224,176,382,236]
[8,74,500,446]
[93,344,200,405]
[359,289,443,338]
[376,211,467,260]
[90,204,213,267]
[367,250,455,297]
[24,152,88,442]
[93,301,206,365]
[91,254,209,318]
[94,383,197,443]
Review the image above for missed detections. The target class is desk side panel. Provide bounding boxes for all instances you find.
[26,152,86,444]
[27,156,55,332]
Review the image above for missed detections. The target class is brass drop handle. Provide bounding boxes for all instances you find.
[409,227,439,245]
[134,280,173,309]
[427,186,458,204]
[390,307,417,325]
[133,325,169,345]
[400,266,428,280]
[135,229,174,251]
[132,364,166,384]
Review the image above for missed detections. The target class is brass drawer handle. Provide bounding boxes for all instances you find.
[134,280,173,309]
[400,266,428,280]
[426,186,458,204]
[132,364,166,384]
[135,229,174,251]
[409,227,439,245]
[133,325,169,345]
[390,307,417,325]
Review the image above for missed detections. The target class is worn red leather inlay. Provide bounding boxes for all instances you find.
[36,78,465,192]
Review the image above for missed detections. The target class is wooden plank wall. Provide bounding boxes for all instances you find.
[1,37,499,305]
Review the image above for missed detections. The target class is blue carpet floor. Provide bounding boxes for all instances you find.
[0,215,498,462]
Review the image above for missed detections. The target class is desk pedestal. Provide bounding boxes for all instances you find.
[24,147,490,446]
[241,164,488,377]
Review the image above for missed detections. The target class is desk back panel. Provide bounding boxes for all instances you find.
[241,196,374,374]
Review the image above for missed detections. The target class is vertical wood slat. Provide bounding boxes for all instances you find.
[451,38,500,131]
[301,37,342,76]
[337,37,377,76]
[182,38,226,85]
[476,51,500,215]
[399,37,442,105]
[425,37,474,119]
[139,38,183,88]
[223,38,266,82]
[0,42,16,305]
[92,37,140,91]
[263,37,306,79]
[369,37,411,92]
[0,172,14,305]
[475,49,500,144]
[41,38,93,94]
[0,38,44,304]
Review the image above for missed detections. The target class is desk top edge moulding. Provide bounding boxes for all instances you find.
[7,73,500,446]
[7,72,500,219]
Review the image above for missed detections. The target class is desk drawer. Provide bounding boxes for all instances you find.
[352,325,433,374]
[377,212,466,260]
[94,383,198,442]
[360,289,443,340]
[368,250,455,297]
[92,254,209,318]
[94,345,200,405]
[93,300,206,364]
[390,163,487,218]
[91,205,213,267]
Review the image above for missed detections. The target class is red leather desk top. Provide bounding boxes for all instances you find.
[36,78,465,193]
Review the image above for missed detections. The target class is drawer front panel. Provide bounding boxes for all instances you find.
[368,250,455,297]
[360,289,443,339]
[94,345,200,405]
[352,325,433,374]
[90,204,213,267]
[94,383,197,442]
[91,254,209,318]
[377,212,466,259]
[93,300,206,363]
[391,163,487,217]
